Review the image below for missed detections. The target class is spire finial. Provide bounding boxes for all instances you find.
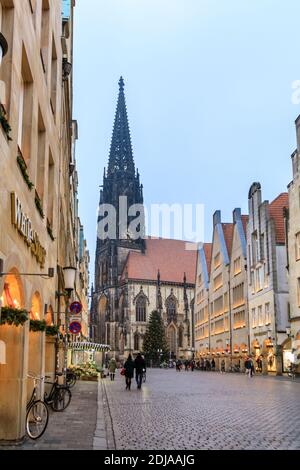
[119,76,124,91]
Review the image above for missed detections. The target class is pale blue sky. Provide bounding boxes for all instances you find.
[73,0,300,279]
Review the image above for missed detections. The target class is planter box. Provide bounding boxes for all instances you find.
[80,375,99,382]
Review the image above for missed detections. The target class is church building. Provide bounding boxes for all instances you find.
[90,78,197,361]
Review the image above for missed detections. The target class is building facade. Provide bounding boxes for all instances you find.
[0,0,89,443]
[247,183,290,375]
[90,78,197,361]
[195,210,249,371]
[287,115,300,373]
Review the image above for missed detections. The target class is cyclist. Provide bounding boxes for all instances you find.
[134,353,146,389]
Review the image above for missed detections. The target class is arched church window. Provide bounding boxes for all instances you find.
[166,294,177,323]
[136,296,146,322]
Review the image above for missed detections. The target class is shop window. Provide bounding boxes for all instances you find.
[1,273,23,309]
[31,292,42,320]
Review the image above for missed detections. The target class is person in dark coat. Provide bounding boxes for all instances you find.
[134,353,146,389]
[124,354,135,390]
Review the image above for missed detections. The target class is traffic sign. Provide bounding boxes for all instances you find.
[69,301,82,315]
[69,322,82,335]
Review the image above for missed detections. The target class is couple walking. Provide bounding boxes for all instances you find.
[124,353,146,390]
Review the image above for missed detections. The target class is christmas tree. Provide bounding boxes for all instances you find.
[142,310,169,366]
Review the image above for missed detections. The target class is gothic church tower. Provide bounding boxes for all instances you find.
[91,78,145,353]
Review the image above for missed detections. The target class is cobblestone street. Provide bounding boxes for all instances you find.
[2,370,300,451]
[104,369,300,450]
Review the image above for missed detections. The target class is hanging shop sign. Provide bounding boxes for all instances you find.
[69,321,82,335]
[69,301,82,315]
[11,193,46,268]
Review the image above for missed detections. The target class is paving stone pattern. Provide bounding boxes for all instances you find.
[103,370,300,450]
[4,380,99,450]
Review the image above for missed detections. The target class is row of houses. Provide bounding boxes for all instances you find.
[0,0,90,443]
[194,118,300,375]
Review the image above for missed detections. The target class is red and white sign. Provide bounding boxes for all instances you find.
[69,321,82,335]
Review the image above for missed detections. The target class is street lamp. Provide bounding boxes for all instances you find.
[157,349,162,366]
[62,266,76,383]
[191,347,195,360]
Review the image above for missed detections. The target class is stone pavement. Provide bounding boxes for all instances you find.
[103,369,300,450]
[1,379,109,450]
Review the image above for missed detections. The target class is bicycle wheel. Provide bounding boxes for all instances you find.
[26,400,49,440]
[66,372,77,389]
[51,387,72,412]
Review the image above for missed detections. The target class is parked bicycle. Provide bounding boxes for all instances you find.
[288,363,297,380]
[26,374,49,440]
[66,369,77,389]
[44,373,72,412]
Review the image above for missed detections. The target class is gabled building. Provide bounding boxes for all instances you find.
[208,211,234,368]
[247,183,290,375]
[286,115,300,373]
[195,243,212,357]
[230,209,249,365]
[195,209,249,371]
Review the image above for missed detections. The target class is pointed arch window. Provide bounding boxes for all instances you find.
[166,294,177,323]
[136,295,146,322]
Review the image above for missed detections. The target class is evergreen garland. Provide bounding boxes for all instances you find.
[0,307,29,326]
[16,155,34,190]
[0,105,12,141]
[142,310,169,366]
[46,325,60,337]
[35,193,45,219]
[30,319,47,332]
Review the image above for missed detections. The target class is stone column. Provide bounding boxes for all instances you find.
[0,323,28,443]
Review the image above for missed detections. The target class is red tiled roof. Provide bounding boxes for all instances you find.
[269,193,288,244]
[222,223,234,257]
[121,238,198,284]
[203,243,212,277]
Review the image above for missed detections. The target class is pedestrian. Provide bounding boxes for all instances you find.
[191,360,195,372]
[184,360,189,371]
[134,352,146,389]
[245,357,253,378]
[211,358,215,371]
[220,359,225,374]
[109,357,117,381]
[256,356,262,373]
[124,354,135,390]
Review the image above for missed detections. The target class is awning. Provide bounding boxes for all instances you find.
[69,342,111,352]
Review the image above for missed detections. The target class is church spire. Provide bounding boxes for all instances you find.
[107,77,135,178]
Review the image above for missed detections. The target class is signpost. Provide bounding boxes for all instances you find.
[69,301,82,315]
[69,322,82,335]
